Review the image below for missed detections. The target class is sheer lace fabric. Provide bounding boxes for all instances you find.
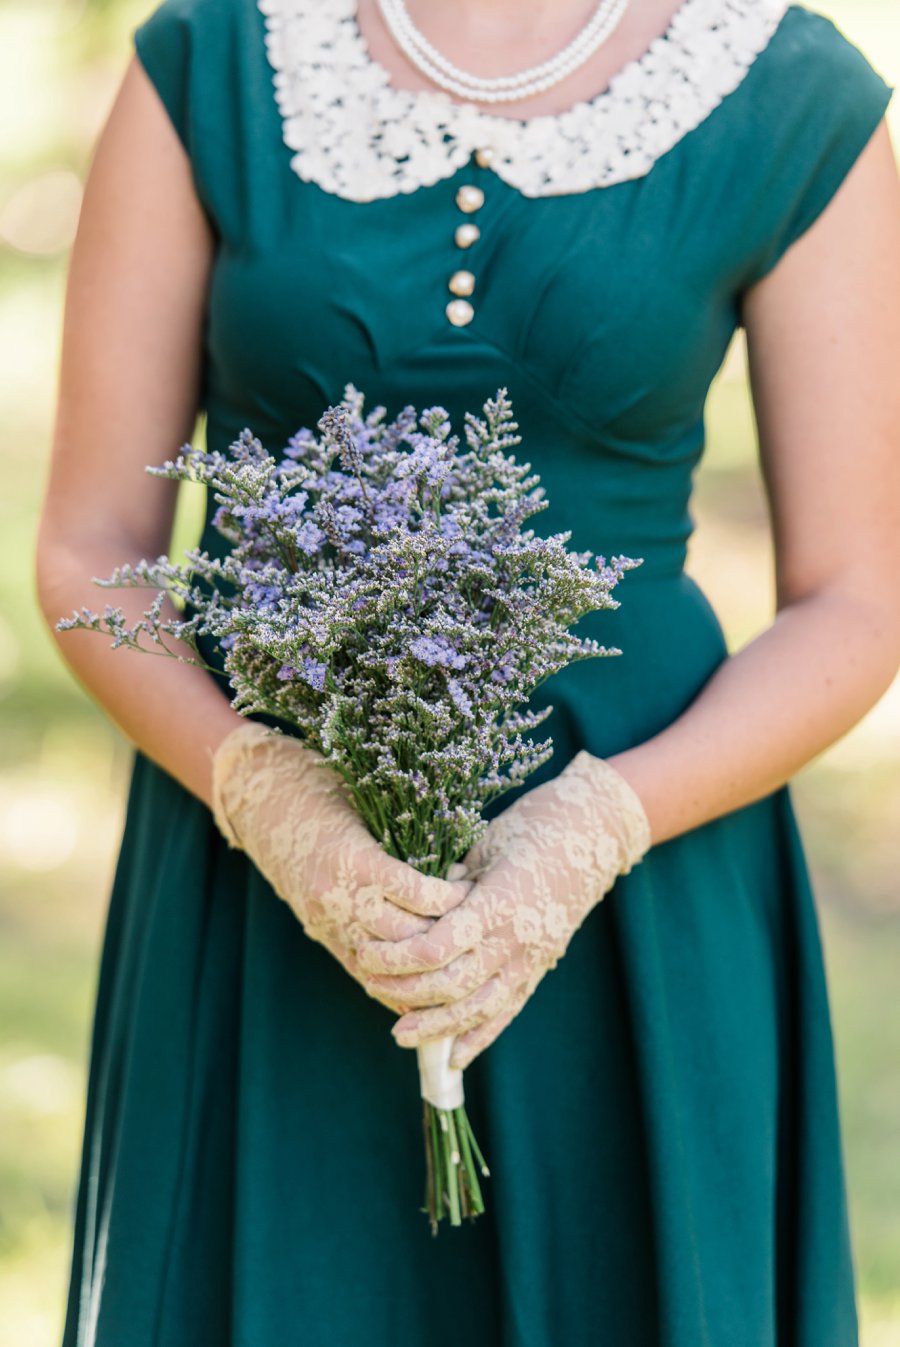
[210,720,471,1009]
[355,750,652,1066]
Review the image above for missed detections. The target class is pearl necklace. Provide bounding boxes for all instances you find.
[374,0,633,104]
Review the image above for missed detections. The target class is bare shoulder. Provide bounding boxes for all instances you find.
[742,116,900,337]
[86,51,213,244]
[40,53,216,557]
[740,116,900,610]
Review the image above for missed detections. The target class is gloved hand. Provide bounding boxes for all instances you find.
[354,750,652,1067]
[209,720,471,1010]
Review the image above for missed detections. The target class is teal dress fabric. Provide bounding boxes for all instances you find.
[61,3,894,1344]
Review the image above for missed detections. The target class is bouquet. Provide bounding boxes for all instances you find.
[58,386,640,1231]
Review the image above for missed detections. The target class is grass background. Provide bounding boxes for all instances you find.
[1,1,899,1341]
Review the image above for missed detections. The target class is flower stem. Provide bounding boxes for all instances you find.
[421,1101,488,1233]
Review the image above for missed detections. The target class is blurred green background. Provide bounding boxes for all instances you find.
[1,1,898,1342]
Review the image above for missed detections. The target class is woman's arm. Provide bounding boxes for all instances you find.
[34,56,243,809]
[607,116,900,846]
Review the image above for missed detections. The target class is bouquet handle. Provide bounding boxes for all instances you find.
[417,1037,463,1110]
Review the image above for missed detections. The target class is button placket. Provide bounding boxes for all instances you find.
[446,148,492,328]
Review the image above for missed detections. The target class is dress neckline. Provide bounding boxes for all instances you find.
[347,0,728,129]
[257,0,793,201]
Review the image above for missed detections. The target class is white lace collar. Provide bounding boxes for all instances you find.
[257,0,790,201]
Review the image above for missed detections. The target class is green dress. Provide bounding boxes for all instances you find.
[61,1,894,1343]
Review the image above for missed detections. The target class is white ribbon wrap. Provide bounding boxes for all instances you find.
[417,1035,464,1111]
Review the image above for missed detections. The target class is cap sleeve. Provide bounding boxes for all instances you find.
[132,0,226,232]
[737,9,894,294]
[133,0,197,150]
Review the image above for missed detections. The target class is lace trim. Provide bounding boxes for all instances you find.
[257,0,790,200]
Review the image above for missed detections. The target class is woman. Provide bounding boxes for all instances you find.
[36,0,900,1342]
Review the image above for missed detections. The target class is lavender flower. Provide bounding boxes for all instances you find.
[57,385,641,871]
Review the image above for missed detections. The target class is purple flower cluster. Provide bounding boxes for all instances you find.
[58,386,640,872]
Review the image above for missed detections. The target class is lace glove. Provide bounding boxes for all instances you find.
[355,750,652,1066]
[210,720,470,1009]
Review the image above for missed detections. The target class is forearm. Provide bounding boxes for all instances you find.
[606,586,900,846]
[36,529,242,808]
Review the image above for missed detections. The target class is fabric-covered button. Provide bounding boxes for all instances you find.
[455,184,485,213]
[449,270,476,297]
[446,298,475,326]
